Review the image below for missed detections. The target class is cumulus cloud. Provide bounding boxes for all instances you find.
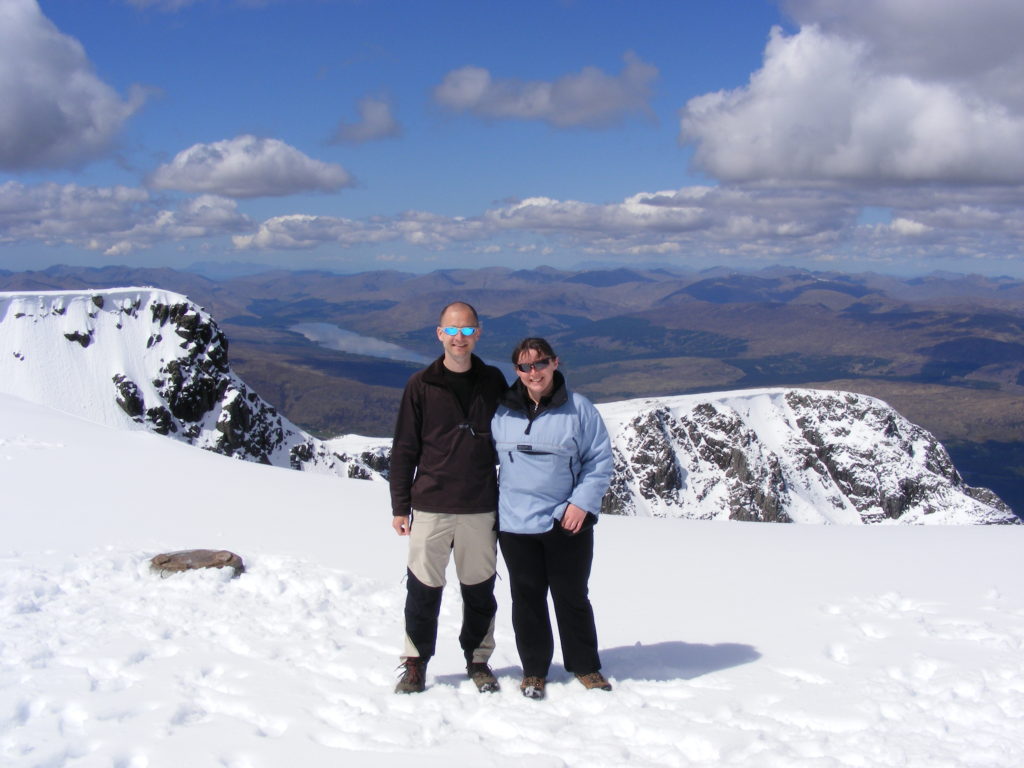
[680,2,1024,184]
[888,217,931,236]
[488,185,1024,266]
[0,181,250,255]
[5,178,1020,271]
[330,96,402,144]
[0,0,146,171]
[232,214,391,250]
[434,52,657,128]
[221,177,1024,270]
[149,135,354,198]
[232,210,489,251]
[783,0,1024,106]
[486,188,851,249]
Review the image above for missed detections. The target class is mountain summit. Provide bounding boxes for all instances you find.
[1,288,1014,525]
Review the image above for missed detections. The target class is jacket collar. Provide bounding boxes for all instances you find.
[501,370,568,413]
[422,353,485,385]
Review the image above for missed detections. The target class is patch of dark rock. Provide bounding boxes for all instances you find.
[150,549,244,578]
[112,374,145,418]
[64,330,93,348]
[348,464,372,479]
[146,406,177,435]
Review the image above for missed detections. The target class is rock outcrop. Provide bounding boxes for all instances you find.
[0,289,386,479]
[598,389,1017,524]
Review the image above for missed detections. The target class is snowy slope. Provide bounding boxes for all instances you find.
[0,289,387,479]
[3,391,1024,767]
[598,389,1017,524]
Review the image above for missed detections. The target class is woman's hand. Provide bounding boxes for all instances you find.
[560,503,588,534]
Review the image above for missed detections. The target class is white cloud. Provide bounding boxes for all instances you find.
[0,181,250,254]
[0,181,150,242]
[483,184,1024,266]
[149,135,354,198]
[783,0,1024,108]
[232,214,393,250]
[222,179,1024,270]
[0,0,146,171]
[233,210,490,251]
[331,96,402,144]
[680,4,1024,184]
[434,52,657,128]
[889,217,931,236]
[4,176,1021,271]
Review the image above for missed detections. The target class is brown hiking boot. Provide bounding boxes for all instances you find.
[575,671,612,691]
[520,675,546,700]
[394,658,427,694]
[467,662,500,693]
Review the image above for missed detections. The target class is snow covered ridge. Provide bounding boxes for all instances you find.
[0,289,388,479]
[0,288,1014,525]
[597,390,1018,525]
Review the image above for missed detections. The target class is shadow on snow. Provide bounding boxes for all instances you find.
[600,640,761,682]
[435,640,760,686]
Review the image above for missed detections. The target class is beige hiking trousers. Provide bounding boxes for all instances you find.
[402,510,497,661]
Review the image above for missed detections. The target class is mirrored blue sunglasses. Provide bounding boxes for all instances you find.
[441,326,478,336]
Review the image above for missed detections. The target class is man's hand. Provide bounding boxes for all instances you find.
[560,503,587,534]
[393,515,411,536]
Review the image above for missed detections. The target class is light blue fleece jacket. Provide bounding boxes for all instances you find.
[491,377,613,535]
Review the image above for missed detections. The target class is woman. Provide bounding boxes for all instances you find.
[491,337,614,699]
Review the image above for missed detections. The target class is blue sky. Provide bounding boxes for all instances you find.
[2,0,1024,276]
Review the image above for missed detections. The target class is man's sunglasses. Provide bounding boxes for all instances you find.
[515,357,553,373]
[441,326,478,336]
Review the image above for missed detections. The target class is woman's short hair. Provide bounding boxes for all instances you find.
[511,337,557,365]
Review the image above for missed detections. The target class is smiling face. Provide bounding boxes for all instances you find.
[436,303,479,371]
[515,347,559,404]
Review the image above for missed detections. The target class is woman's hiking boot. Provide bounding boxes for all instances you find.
[575,671,612,691]
[520,675,546,700]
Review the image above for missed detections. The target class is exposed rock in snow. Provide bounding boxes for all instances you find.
[0,288,387,479]
[598,390,1018,525]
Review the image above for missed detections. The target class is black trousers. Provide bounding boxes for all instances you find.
[498,526,601,678]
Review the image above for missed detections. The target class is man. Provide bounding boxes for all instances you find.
[389,301,508,694]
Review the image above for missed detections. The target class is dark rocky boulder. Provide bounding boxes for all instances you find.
[150,549,245,578]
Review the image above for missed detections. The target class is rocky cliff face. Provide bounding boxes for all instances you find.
[598,390,1018,524]
[0,288,387,479]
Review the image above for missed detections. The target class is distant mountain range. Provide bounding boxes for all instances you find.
[1,285,1016,525]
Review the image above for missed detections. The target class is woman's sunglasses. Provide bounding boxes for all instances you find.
[515,357,553,373]
[440,326,478,336]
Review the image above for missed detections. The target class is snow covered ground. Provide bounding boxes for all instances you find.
[3,391,1024,767]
